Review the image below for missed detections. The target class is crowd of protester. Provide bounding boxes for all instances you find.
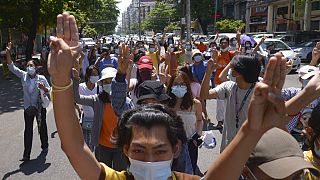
[4,12,320,179]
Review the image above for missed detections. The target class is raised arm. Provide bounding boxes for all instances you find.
[253,36,266,54]
[200,50,219,100]
[48,12,101,179]
[6,42,25,78]
[218,62,232,83]
[206,53,287,179]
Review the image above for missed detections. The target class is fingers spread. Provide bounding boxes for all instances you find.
[69,15,79,42]
[56,14,63,38]
[63,12,71,42]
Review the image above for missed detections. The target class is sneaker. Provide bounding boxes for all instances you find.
[216,121,223,130]
[19,157,30,162]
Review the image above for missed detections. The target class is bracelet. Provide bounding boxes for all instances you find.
[50,79,73,92]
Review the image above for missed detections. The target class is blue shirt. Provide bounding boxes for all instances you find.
[190,61,206,83]
[8,63,50,109]
[97,57,118,73]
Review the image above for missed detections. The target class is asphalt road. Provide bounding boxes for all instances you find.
[0,71,301,179]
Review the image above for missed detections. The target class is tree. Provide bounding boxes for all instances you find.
[25,0,40,59]
[141,1,178,32]
[216,19,245,33]
[190,0,216,35]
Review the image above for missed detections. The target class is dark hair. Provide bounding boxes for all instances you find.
[113,104,187,149]
[209,41,217,48]
[179,66,195,83]
[309,104,320,134]
[84,65,99,83]
[167,71,194,110]
[231,55,261,83]
[219,37,230,45]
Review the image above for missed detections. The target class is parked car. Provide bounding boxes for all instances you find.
[80,38,96,49]
[255,38,301,71]
[293,39,320,63]
[251,33,274,39]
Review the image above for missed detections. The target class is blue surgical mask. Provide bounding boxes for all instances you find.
[194,55,202,62]
[171,85,187,98]
[114,49,119,54]
[149,47,155,53]
[185,45,192,51]
[89,76,99,84]
[128,158,172,180]
[200,39,204,43]
[27,66,36,75]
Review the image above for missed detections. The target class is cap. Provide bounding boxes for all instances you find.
[297,65,319,80]
[192,49,202,58]
[247,128,320,179]
[97,67,117,85]
[302,108,313,115]
[137,80,171,104]
[137,56,153,70]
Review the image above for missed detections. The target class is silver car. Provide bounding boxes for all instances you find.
[293,39,320,62]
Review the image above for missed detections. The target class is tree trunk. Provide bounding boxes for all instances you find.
[198,18,208,35]
[26,0,40,60]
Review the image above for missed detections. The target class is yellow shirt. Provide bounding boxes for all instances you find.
[146,51,159,73]
[303,150,320,180]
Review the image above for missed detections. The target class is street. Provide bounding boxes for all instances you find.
[0,70,301,179]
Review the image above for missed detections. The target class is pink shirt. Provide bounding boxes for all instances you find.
[191,82,201,98]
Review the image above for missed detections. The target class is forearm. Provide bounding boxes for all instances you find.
[6,50,13,64]
[219,63,231,82]
[310,56,318,66]
[285,88,318,116]
[196,120,203,135]
[200,70,213,100]
[206,121,263,179]
[52,76,100,179]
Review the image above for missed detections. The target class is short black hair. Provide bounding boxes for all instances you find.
[309,104,320,134]
[220,37,230,44]
[232,55,261,83]
[113,104,187,149]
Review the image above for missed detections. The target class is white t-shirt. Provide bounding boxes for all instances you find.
[177,111,196,139]
[79,83,97,119]
[129,78,138,105]
[190,82,201,98]
[214,81,254,152]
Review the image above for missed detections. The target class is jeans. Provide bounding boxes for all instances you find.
[187,140,199,175]
[23,108,49,158]
[95,144,127,171]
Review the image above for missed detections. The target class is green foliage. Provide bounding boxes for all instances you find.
[82,25,97,37]
[165,22,180,31]
[141,1,178,32]
[216,19,245,33]
[190,0,216,34]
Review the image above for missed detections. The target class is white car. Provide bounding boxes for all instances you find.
[255,38,301,71]
[80,38,96,49]
[293,39,320,62]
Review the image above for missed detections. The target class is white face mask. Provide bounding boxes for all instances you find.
[194,55,202,62]
[228,69,237,82]
[27,66,36,75]
[171,48,175,52]
[246,49,252,54]
[128,158,172,180]
[102,84,112,94]
[220,47,229,52]
[149,47,155,53]
[89,76,99,84]
[171,85,187,98]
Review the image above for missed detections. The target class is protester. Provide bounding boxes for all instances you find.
[310,41,320,66]
[213,37,236,130]
[6,42,50,161]
[179,66,201,99]
[1,44,11,79]
[162,31,174,52]
[193,36,207,53]
[165,42,185,77]
[94,47,118,73]
[182,42,193,65]
[146,39,161,74]
[167,71,203,175]
[78,65,100,151]
[200,55,261,152]
[49,12,316,180]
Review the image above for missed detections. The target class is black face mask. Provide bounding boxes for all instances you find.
[98,91,111,103]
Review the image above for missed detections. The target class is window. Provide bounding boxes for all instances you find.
[277,6,288,15]
[311,20,320,30]
[256,6,267,13]
[312,1,320,11]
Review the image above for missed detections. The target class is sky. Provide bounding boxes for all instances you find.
[117,0,132,28]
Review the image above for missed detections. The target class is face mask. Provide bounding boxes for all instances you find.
[246,49,252,54]
[302,79,310,88]
[168,39,173,44]
[228,69,237,82]
[200,39,204,43]
[171,85,187,98]
[27,66,36,75]
[185,45,192,51]
[102,84,112,94]
[245,44,251,48]
[149,47,155,53]
[171,48,175,52]
[194,55,202,62]
[230,41,237,46]
[128,158,172,180]
[139,47,145,51]
[89,76,99,84]
[114,49,119,54]
[220,47,229,52]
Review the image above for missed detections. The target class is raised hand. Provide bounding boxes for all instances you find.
[312,42,320,61]
[118,43,133,74]
[211,47,218,60]
[206,58,219,73]
[48,12,80,80]
[6,42,12,52]
[248,53,287,132]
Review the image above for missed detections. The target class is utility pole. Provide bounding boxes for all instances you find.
[186,0,191,42]
[213,0,218,32]
[138,0,141,40]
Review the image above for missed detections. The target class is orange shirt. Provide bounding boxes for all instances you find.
[99,104,118,148]
[168,52,180,76]
[195,43,207,53]
[214,51,235,85]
